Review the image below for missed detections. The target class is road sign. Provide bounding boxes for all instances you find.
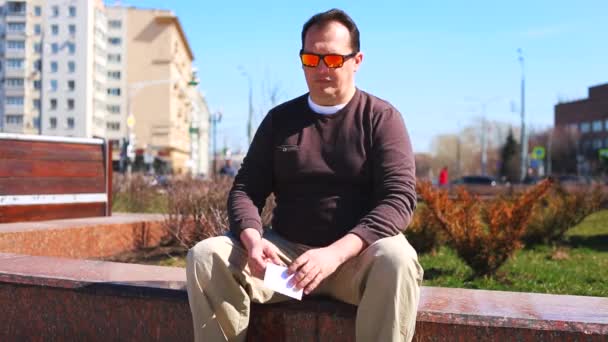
[531,146,545,160]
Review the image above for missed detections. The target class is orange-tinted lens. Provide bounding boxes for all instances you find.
[301,54,320,67]
[323,54,345,68]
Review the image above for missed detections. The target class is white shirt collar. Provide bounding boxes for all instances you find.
[307,95,347,115]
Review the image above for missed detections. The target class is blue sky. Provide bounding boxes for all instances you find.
[114,1,607,153]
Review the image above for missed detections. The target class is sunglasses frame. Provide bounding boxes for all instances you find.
[299,50,358,69]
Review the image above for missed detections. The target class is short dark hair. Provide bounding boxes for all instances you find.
[301,8,360,53]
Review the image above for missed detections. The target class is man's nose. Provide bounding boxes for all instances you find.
[317,60,330,73]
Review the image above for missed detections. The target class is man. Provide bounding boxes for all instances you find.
[219,158,237,178]
[186,8,423,342]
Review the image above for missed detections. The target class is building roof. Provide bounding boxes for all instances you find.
[155,14,194,61]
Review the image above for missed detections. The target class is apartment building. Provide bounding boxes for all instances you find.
[555,83,608,158]
[1,2,209,175]
[0,0,43,134]
[105,6,204,174]
[0,0,108,137]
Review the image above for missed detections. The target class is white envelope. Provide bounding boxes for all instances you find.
[263,263,303,300]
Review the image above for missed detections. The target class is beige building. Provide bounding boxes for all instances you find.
[105,6,200,174]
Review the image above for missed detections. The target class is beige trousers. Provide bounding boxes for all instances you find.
[186,230,423,342]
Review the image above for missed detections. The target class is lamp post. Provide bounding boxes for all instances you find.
[210,110,222,176]
[518,49,528,182]
[238,67,254,145]
[465,96,502,175]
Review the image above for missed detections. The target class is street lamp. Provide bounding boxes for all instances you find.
[210,110,223,176]
[465,96,502,175]
[518,49,528,182]
[238,66,254,145]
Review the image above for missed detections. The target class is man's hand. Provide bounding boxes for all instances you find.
[240,228,284,278]
[287,246,343,295]
[287,233,366,295]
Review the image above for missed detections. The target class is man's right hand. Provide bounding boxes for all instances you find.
[240,228,284,278]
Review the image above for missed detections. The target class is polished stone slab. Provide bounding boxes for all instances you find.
[1,253,607,341]
[0,213,166,258]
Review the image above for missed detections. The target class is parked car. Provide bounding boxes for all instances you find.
[451,175,498,187]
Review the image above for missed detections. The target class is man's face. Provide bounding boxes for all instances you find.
[302,21,363,106]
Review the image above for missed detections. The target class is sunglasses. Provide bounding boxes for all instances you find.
[299,50,357,69]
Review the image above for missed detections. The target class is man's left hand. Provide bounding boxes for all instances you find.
[287,246,343,295]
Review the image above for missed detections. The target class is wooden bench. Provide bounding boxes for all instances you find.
[0,133,112,223]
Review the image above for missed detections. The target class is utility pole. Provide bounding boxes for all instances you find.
[518,49,528,182]
[210,110,222,176]
[480,104,487,175]
[239,67,254,144]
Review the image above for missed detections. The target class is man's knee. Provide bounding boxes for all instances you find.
[371,235,423,284]
[187,236,234,278]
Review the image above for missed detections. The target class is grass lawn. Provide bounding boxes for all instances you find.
[140,210,607,297]
[419,210,608,297]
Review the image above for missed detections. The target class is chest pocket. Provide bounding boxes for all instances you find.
[274,144,301,180]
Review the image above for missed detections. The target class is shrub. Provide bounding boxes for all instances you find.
[112,173,165,213]
[417,179,552,277]
[162,177,233,249]
[406,203,445,254]
[524,184,605,245]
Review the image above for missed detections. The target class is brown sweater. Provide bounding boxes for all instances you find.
[228,88,416,247]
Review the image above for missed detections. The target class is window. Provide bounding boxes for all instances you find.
[107,122,120,131]
[6,78,24,87]
[605,119,608,131]
[50,117,57,129]
[33,117,40,129]
[50,80,58,91]
[7,2,26,15]
[69,25,76,35]
[7,22,26,32]
[107,105,121,114]
[33,99,41,110]
[35,24,41,35]
[593,139,603,149]
[580,122,591,133]
[7,59,24,68]
[51,24,59,35]
[592,120,603,132]
[6,115,23,125]
[107,71,121,80]
[67,117,75,129]
[6,97,24,105]
[34,59,42,71]
[69,6,76,17]
[7,40,25,50]
[52,43,59,54]
[51,61,58,72]
[34,80,41,90]
[108,37,121,45]
[52,6,59,17]
[34,42,42,53]
[68,43,75,54]
[109,20,122,29]
[67,99,75,110]
[67,80,75,91]
[107,88,121,96]
[34,6,42,16]
[108,54,121,63]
